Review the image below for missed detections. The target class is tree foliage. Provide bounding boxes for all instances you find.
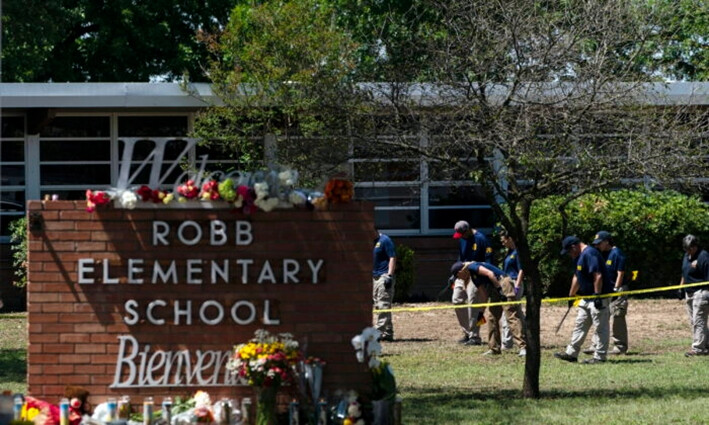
[194,0,363,183]
[528,190,709,297]
[353,0,709,398]
[194,0,709,399]
[1,0,237,82]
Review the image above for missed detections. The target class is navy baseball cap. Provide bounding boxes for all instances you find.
[560,236,581,255]
[450,261,465,278]
[592,231,611,245]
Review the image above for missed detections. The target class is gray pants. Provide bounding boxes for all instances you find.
[452,278,483,340]
[566,298,611,360]
[685,289,709,353]
[373,275,395,338]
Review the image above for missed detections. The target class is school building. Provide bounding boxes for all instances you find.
[1,82,708,309]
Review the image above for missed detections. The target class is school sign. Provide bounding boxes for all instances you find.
[26,200,374,402]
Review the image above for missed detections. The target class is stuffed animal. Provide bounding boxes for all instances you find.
[21,386,90,425]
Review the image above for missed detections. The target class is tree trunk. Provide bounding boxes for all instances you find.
[522,266,542,398]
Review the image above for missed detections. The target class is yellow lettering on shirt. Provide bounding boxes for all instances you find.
[576,265,582,271]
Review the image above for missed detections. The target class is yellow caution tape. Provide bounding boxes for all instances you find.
[373,280,709,314]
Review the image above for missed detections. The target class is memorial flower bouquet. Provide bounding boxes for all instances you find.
[227,329,303,425]
[324,178,354,204]
[351,327,397,402]
[227,329,303,388]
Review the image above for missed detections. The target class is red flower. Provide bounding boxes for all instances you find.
[137,185,153,202]
[177,180,199,199]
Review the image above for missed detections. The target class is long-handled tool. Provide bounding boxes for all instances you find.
[555,303,573,334]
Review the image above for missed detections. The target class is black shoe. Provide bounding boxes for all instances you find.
[582,347,595,355]
[458,335,470,344]
[554,352,578,363]
[380,335,394,342]
[582,358,606,364]
[464,338,483,346]
[685,350,706,357]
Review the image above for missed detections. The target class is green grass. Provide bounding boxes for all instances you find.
[387,333,709,424]
[392,350,709,424]
[3,306,709,424]
[0,313,27,395]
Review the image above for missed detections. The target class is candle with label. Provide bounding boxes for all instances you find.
[143,397,154,425]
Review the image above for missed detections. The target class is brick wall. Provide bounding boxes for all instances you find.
[27,200,374,406]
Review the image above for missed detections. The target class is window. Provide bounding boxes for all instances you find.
[352,131,493,235]
[38,116,112,200]
[1,116,26,240]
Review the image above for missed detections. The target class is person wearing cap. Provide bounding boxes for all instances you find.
[373,228,397,342]
[584,231,628,355]
[554,236,613,364]
[451,220,493,346]
[679,234,709,357]
[450,260,510,355]
[499,229,527,356]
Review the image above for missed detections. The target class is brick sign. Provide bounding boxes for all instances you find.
[27,201,373,403]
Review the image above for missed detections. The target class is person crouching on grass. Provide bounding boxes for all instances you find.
[450,261,515,356]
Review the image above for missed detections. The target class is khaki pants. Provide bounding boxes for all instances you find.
[685,289,709,353]
[566,298,610,360]
[484,277,521,352]
[373,275,395,338]
[501,282,526,349]
[452,278,484,340]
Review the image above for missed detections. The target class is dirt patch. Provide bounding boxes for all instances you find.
[387,298,689,352]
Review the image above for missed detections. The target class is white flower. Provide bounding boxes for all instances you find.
[255,197,279,212]
[234,194,244,208]
[279,170,296,187]
[254,182,269,200]
[289,190,307,206]
[366,340,382,358]
[117,190,138,209]
[193,390,211,409]
[351,334,363,351]
[361,327,381,342]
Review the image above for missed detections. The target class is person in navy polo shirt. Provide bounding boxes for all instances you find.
[499,229,527,357]
[679,234,709,357]
[589,230,628,355]
[450,260,509,356]
[451,220,493,346]
[373,228,397,342]
[554,235,613,364]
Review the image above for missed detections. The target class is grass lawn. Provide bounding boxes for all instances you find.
[2,300,708,424]
[0,313,27,395]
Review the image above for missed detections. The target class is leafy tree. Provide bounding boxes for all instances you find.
[197,0,709,399]
[194,0,362,183]
[640,0,709,81]
[347,0,709,398]
[528,190,709,297]
[1,0,237,82]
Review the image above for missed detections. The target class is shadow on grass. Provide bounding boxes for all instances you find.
[0,349,26,382]
[405,384,709,402]
[383,338,434,343]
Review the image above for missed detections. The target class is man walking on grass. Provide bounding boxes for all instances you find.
[554,236,613,364]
